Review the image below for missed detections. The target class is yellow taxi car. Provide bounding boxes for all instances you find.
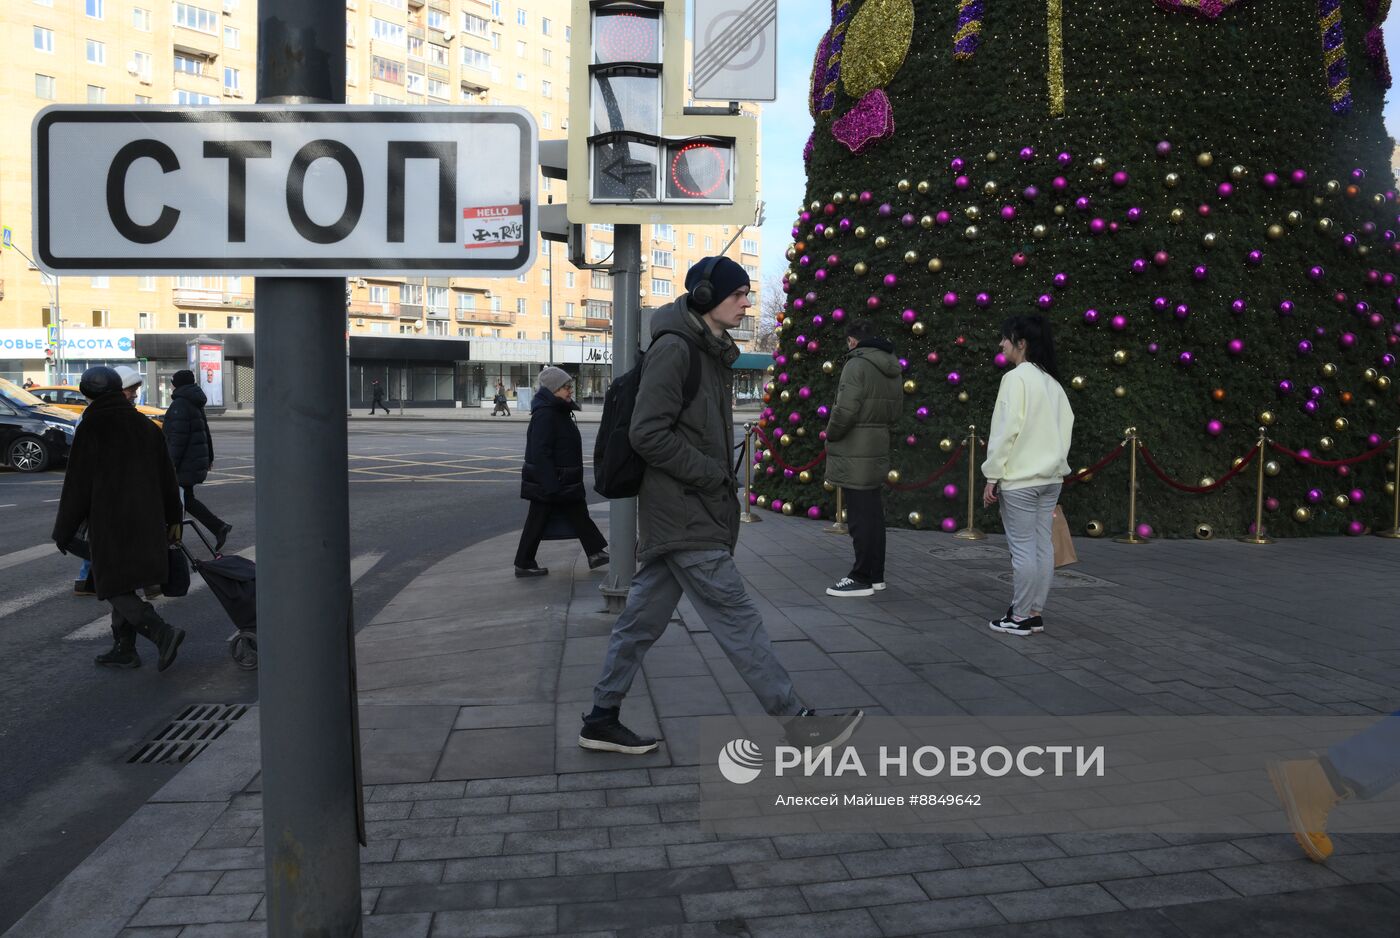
[28,385,166,427]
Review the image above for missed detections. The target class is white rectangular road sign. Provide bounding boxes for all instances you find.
[32,106,538,277]
[692,0,777,102]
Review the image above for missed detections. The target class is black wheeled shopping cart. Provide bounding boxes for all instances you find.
[178,519,258,670]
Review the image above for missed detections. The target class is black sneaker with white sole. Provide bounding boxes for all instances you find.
[578,717,660,754]
[783,708,864,749]
[872,581,887,591]
[991,605,1044,633]
[826,577,874,597]
[989,615,1042,636]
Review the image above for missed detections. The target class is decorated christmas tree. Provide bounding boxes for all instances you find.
[752,0,1400,538]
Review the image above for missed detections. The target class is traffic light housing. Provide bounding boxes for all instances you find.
[567,0,755,225]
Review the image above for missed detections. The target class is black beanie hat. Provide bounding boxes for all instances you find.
[172,369,196,388]
[685,256,750,313]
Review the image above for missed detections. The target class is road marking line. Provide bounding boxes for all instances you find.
[0,543,58,572]
[43,498,60,503]
[0,503,17,509]
[62,550,384,641]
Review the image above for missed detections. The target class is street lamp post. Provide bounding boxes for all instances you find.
[2,236,62,381]
[547,195,555,365]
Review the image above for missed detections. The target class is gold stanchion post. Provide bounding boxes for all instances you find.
[954,425,986,540]
[1114,427,1147,544]
[739,423,761,524]
[824,486,848,534]
[1239,427,1273,545]
[1377,427,1400,539]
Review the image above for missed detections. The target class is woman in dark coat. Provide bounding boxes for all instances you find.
[53,367,186,671]
[514,367,608,577]
[164,369,231,550]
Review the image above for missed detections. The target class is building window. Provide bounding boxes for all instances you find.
[34,27,54,53]
[90,276,109,289]
[654,224,674,242]
[224,67,240,93]
[456,292,476,310]
[427,7,448,31]
[516,8,527,26]
[132,6,151,29]
[490,297,502,312]
[138,312,152,329]
[540,79,551,97]
[407,35,424,58]
[135,93,152,103]
[372,56,403,84]
[705,236,714,251]
[686,233,696,248]
[491,0,502,15]
[540,267,551,286]
[426,286,448,312]
[138,276,157,291]
[463,12,489,36]
[427,320,447,335]
[541,300,551,318]
[86,39,106,65]
[399,283,423,305]
[515,298,527,315]
[462,47,490,71]
[224,25,239,48]
[427,77,449,99]
[540,16,551,35]
[87,85,106,103]
[491,32,501,50]
[172,2,219,34]
[651,278,673,297]
[591,271,610,290]
[565,271,575,288]
[35,73,56,99]
[406,73,425,95]
[369,285,391,304]
[86,0,103,18]
[370,17,406,46]
[457,327,472,336]
[742,238,759,255]
[175,90,216,105]
[174,52,203,75]
[92,309,110,327]
[514,72,526,89]
[651,250,673,269]
[515,40,526,57]
[132,51,153,80]
[744,264,758,278]
[370,93,404,105]
[542,48,552,67]
[226,315,243,329]
[178,312,205,329]
[586,300,612,319]
[565,25,571,41]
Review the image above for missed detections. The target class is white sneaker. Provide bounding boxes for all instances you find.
[872,582,887,591]
[826,577,874,597]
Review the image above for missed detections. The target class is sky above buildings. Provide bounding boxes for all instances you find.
[758,8,1400,288]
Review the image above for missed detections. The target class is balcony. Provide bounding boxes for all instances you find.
[455,309,515,325]
[728,328,755,341]
[399,303,424,321]
[349,301,399,320]
[559,317,612,332]
[173,289,253,310]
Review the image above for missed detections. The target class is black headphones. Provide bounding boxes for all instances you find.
[688,255,724,310]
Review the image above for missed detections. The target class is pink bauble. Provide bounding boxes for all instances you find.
[797,386,812,400]
[1279,300,1295,316]
[811,315,825,328]
[783,468,795,479]
[936,210,952,226]
[1136,523,1153,539]
[1083,308,1100,325]
[1023,186,1040,201]
[1127,207,1143,222]
[1307,488,1323,503]
[994,353,1008,368]
[1227,339,1244,355]
[867,296,881,309]
[765,465,776,476]
[1090,218,1108,234]
[946,371,962,385]
[1350,488,1365,503]
[1262,171,1279,188]
[1291,169,1308,185]
[813,269,828,282]
[941,517,958,532]
[975,292,991,307]
[905,434,918,447]
[1153,251,1170,267]
[1131,258,1148,274]
[1000,205,1017,221]
[859,190,873,204]
[901,212,916,227]
[942,483,959,500]
[926,351,941,364]
[1155,140,1172,157]
[1012,252,1029,267]
[1206,419,1223,436]
[1112,171,1130,187]
[838,217,852,232]
[1193,265,1209,281]
[1307,265,1325,281]
[877,203,892,217]
[1231,299,1247,314]
[950,157,964,172]
[1338,465,1351,478]
[818,431,828,442]
[954,175,971,190]
[808,506,823,520]
[1265,497,1280,512]
[1037,294,1054,309]
[832,307,846,322]
[1247,250,1263,266]
[1174,303,1190,321]
[774,354,788,366]
[816,405,830,418]
[1019,146,1036,161]
[1057,151,1073,165]
[792,298,805,311]
[901,308,918,323]
[1217,182,1234,198]
[1347,520,1366,536]
[915,406,930,421]
[777,372,790,384]
[1052,176,1069,192]
[805,340,819,353]
[883,273,898,288]
[1178,351,1195,366]
[943,292,959,308]
[770,499,783,512]
[1110,315,1127,331]
[1074,196,1092,212]
[748,492,758,504]
[1339,332,1357,349]
[1368,433,1384,448]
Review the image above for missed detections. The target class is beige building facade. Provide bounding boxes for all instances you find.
[0,0,761,407]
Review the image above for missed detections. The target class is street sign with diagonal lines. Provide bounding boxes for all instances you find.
[692,0,777,102]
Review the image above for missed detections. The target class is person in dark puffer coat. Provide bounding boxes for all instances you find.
[164,369,232,551]
[513,367,608,577]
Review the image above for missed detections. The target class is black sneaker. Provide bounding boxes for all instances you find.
[784,708,864,750]
[587,551,610,569]
[991,605,1044,634]
[578,717,660,754]
[95,644,140,669]
[215,524,233,553]
[989,615,1041,637]
[872,581,887,592]
[515,565,549,577]
[826,577,874,597]
[156,626,186,672]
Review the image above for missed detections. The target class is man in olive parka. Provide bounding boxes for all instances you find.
[824,320,903,597]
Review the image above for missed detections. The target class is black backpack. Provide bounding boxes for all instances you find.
[593,330,701,498]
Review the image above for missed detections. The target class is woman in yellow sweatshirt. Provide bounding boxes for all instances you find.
[980,316,1074,637]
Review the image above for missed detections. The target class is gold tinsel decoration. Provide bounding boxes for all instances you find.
[840,0,915,98]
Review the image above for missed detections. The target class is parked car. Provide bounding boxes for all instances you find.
[27,383,166,427]
[0,378,77,473]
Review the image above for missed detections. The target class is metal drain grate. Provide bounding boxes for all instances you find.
[126,703,249,765]
[985,569,1117,589]
[927,545,1008,561]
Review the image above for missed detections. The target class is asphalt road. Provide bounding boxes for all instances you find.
[0,417,596,933]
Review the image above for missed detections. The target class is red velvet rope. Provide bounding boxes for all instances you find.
[886,445,968,492]
[751,427,828,473]
[1138,442,1258,493]
[1061,443,1127,487]
[1268,439,1393,468]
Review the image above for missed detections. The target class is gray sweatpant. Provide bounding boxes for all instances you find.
[593,549,803,717]
[999,483,1062,617]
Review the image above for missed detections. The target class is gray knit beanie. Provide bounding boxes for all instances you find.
[538,366,573,392]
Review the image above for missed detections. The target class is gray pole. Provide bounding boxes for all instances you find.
[599,224,641,611]
[547,197,555,364]
[255,4,363,936]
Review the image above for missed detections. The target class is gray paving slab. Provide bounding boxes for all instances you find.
[437,725,557,780]
[374,881,497,914]
[557,896,684,932]
[985,883,1125,923]
[913,864,1043,899]
[127,894,262,928]
[1099,871,1240,909]
[801,873,929,911]
[869,897,1008,935]
[728,855,847,889]
[614,866,734,898]
[431,905,559,937]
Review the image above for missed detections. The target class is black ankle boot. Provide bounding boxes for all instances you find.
[134,608,185,672]
[95,639,140,669]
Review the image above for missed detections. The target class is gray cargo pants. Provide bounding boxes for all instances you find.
[593,549,803,717]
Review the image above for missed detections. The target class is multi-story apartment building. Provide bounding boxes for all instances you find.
[0,0,761,408]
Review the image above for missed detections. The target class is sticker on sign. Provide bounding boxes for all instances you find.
[31,106,539,277]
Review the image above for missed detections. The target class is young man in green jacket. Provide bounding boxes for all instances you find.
[824,320,903,596]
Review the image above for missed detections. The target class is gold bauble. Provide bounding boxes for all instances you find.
[1114,386,1128,398]
[1164,172,1180,188]
[1070,375,1087,390]
[903,250,919,265]
[1232,457,1245,470]
[853,261,869,276]
[1196,151,1214,168]
[1229,165,1247,181]
[1387,481,1397,496]
[1332,493,1350,508]
[1199,477,1216,488]
[1258,410,1276,426]
[756,495,768,508]
[1202,232,1218,248]
[1112,349,1129,366]
[779,433,793,447]
[874,235,890,250]
[1195,523,1215,540]
[902,379,917,394]
[781,502,795,516]
[837,509,848,523]
[854,225,869,239]
[1358,245,1370,257]
[907,511,923,526]
[1375,375,1391,391]
[985,150,998,162]
[887,469,901,484]
[762,449,772,461]
[927,257,944,273]
[823,480,836,492]
[916,179,930,195]
[957,391,969,403]
[983,181,999,197]
[832,191,846,204]
[1267,224,1285,240]
[1286,210,1303,226]
[784,247,797,261]
[1091,156,1108,172]
[1293,506,1312,523]
[964,225,981,240]
[823,227,836,240]
[1078,468,1094,483]
[1169,208,1186,224]
[1364,367,1379,383]
[911,322,926,337]
[896,178,912,193]
[791,351,802,362]
[1264,460,1281,477]
[798,470,812,484]
[809,200,821,212]
[821,361,835,375]
[1318,436,1335,451]
[1032,224,1048,240]
[965,205,981,220]
[920,214,935,229]
[1325,179,1341,195]
[779,390,791,403]
[795,427,807,438]
[1316,217,1334,234]
[939,438,954,452]
[1085,520,1106,537]
[1054,204,1067,216]
[1333,417,1348,431]
[1321,362,1337,378]
[1313,196,1326,207]
[1375,193,1388,206]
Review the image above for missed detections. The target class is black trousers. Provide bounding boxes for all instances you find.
[108,592,159,647]
[844,486,886,585]
[514,500,607,568]
[370,398,389,414]
[183,484,226,534]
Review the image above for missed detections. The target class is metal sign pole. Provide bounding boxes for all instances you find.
[600,225,641,612]
[255,3,362,935]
